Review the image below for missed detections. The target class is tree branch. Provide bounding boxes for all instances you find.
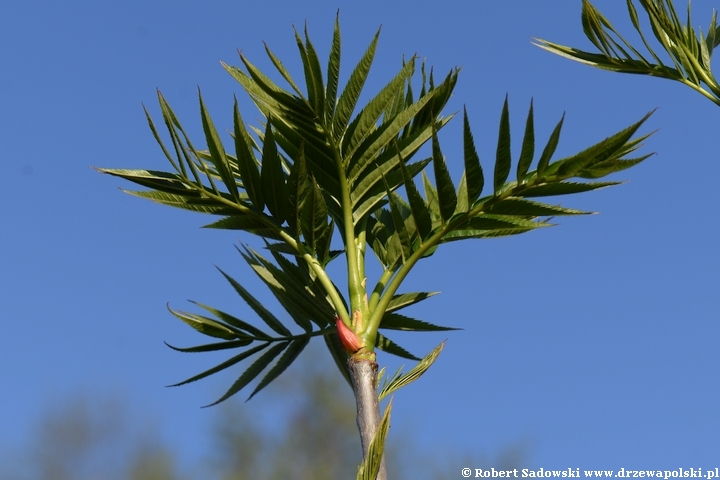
[348,356,386,480]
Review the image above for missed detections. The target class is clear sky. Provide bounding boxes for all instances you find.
[2,0,719,474]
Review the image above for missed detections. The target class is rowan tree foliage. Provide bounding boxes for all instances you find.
[536,0,720,107]
[98,13,655,479]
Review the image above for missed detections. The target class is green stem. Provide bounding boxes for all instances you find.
[325,127,366,325]
[365,221,454,341]
[356,217,368,279]
[368,268,395,313]
[295,247,349,321]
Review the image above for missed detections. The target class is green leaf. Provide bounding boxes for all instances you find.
[356,399,392,480]
[315,219,335,266]
[95,168,194,195]
[333,28,380,139]
[349,91,435,183]
[157,93,221,192]
[494,95,512,193]
[578,153,653,178]
[248,337,309,400]
[325,13,341,123]
[263,242,299,256]
[155,92,197,182]
[141,104,182,173]
[122,189,233,215]
[164,338,253,354]
[519,181,621,197]
[351,153,435,225]
[462,108,484,205]
[375,333,419,360]
[534,0,720,105]
[383,71,406,121]
[367,209,401,269]
[304,24,326,112]
[286,150,309,236]
[260,119,288,223]
[386,291,439,313]
[168,342,270,388]
[343,59,415,157]
[422,171,442,227]
[294,25,325,115]
[189,301,270,339]
[262,41,304,97]
[398,144,432,240]
[432,130,457,222]
[537,113,565,177]
[242,247,336,330]
[207,342,289,406]
[705,10,720,51]
[233,98,264,209]
[270,121,340,208]
[378,341,445,400]
[234,54,316,120]
[202,215,284,241]
[552,111,653,178]
[626,0,642,34]
[486,197,591,216]
[440,226,539,242]
[410,68,458,136]
[301,175,330,255]
[699,31,711,70]
[380,312,458,331]
[455,172,469,214]
[517,99,535,182]
[386,183,414,262]
[167,305,241,340]
[466,213,552,231]
[263,244,313,294]
[217,267,292,336]
[198,90,239,201]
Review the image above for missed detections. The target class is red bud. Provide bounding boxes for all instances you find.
[335,314,363,354]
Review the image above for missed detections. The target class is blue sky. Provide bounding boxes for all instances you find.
[2,0,719,474]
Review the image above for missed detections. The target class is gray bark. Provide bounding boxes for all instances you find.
[348,356,387,480]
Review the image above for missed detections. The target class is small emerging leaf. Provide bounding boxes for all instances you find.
[356,399,392,480]
[379,341,445,400]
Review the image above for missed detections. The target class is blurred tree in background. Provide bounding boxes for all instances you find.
[0,352,524,479]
